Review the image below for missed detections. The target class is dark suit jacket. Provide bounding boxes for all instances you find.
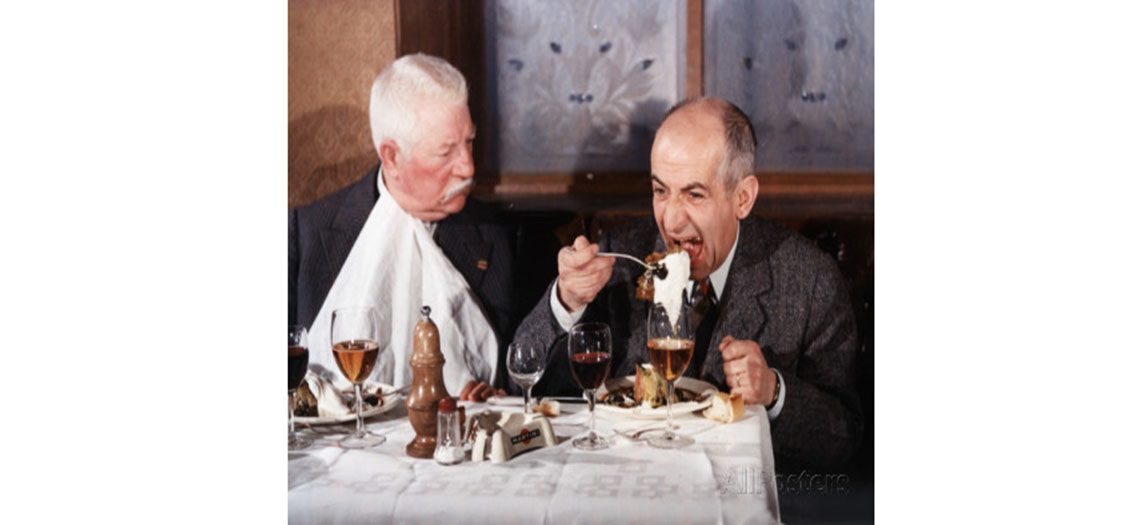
[513,215,863,469]
[288,167,517,386]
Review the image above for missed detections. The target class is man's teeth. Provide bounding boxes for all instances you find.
[674,239,702,258]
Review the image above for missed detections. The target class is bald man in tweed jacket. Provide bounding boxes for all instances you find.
[512,98,862,469]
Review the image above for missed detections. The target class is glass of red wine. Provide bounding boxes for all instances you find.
[289,324,311,450]
[331,307,385,449]
[646,300,695,449]
[568,322,614,450]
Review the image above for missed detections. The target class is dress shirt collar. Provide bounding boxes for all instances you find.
[700,225,739,301]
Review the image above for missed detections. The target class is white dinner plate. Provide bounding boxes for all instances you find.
[596,375,718,419]
[292,381,403,426]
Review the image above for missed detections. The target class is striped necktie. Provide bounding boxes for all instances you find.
[685,277,717,379]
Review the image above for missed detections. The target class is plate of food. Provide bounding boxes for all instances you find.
[292,377,403,425]
[596,364,718,419]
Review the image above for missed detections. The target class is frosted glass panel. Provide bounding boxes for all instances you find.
[486,0,685,172]
[705,0,874,171]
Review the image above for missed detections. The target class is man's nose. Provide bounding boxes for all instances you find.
[662,196,688,234]
[454,142,474,178]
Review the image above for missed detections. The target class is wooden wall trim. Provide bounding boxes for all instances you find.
[477,172,872,195]
[474,172,873,216]
[686,0,703,98]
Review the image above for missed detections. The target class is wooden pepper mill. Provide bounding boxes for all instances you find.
[406,306,450,458]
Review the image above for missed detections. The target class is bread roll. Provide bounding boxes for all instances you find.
[702,392,746,423]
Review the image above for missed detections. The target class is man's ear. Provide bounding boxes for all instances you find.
[378,140,402,178]
[734,174,758,219]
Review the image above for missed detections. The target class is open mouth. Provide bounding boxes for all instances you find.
[672,237,704,266]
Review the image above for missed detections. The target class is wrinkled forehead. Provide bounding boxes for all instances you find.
[651,111,724,179]
[413,101,474,147]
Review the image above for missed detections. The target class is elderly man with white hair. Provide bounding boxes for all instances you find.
[289,53,513,401]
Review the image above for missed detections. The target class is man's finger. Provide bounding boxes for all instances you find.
[459,381,478,400]
[721,340,749,360]
[469,381,490,401]
[722,360,746,379]
[561,244,599,268]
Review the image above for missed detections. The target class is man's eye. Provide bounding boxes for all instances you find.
[689,192,704,200]
[653,187,666,196]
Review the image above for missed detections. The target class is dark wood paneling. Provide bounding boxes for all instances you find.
[474,171,873,217]
[395,0,492,186]
[686,0,703,98]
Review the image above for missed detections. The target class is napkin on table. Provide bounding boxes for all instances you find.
[302,371,354,419]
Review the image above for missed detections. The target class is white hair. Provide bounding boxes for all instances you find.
[369,53,469,160]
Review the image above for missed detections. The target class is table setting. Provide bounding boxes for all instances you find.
[287,257,781,523]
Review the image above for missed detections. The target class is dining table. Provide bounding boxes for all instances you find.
[288,399,781,523]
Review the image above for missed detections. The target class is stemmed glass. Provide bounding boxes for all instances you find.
[568,322,614,450]
[507,341,547,414]
[330,307,385,449]
[646,299,696,449]
[288,324,311,450]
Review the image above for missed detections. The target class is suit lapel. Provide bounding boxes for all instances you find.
[436,209,491,291]
[319,171,377,286]
[702,217,774,385]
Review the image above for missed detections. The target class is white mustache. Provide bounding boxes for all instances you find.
[440,178,474,204]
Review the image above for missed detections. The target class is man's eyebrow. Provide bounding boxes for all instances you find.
[681,181,708,193]
[650,175,708,193]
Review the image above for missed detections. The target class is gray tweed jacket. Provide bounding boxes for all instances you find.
[512,214,863,468]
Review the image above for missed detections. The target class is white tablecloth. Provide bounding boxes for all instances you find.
[288,402,780,524]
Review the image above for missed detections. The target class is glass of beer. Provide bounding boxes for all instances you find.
[568,322,614,450]
[646,300,695,449]
[330,307,385,449]
[288,324,311,450]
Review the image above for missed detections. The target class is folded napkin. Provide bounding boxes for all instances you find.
[302,371,354,419]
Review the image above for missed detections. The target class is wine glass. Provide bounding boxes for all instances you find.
[646,298,696,449]
[288,324,311,450]
[568,322,614,450]
[330,307,385,449]
[507,341,547,414]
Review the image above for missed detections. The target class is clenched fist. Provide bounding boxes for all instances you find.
[719,335,778,406]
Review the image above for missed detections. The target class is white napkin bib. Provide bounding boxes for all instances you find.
[307,171,498,395]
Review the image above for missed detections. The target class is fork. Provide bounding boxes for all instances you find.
[614,424,680,441]
[598,252,668,279]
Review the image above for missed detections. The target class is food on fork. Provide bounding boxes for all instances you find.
[635,245,686,301]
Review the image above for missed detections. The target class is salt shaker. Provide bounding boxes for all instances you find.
[434,397,464,465]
